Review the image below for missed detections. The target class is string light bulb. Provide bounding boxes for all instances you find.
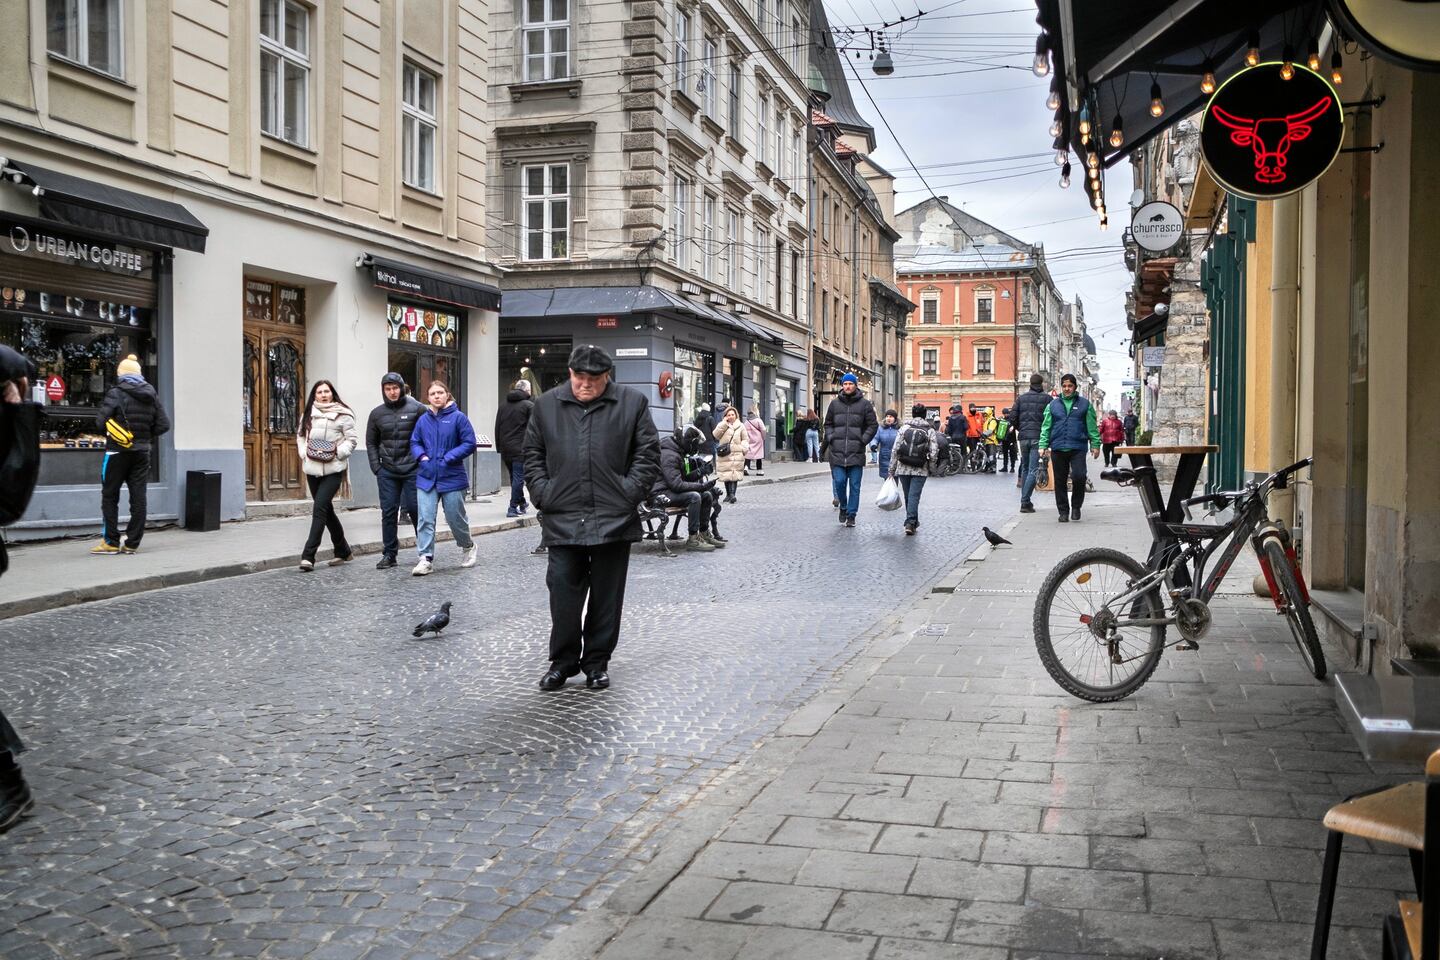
[1306,38,1321,71]
[1149,81,1164,118]
[1100,216,1109,230]
[1245,30,1261,67]
[1331,48,1343,84]
[1049,119,1062,138]
[1059,161,1071,189]
[1078,107,1092,136]
[1046,85,1061,112]
[1280,46,1295,80]
[1109,114,1124,148]
[1200,63,1216,95]
[1055,149,1068,166]
[1033,34,1050,77]
[1087,151,1100,170]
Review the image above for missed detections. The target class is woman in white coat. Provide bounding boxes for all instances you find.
[296,379,358,571]
[711,405,748,504]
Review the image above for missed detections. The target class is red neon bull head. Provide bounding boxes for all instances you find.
[1209,97,1332,184]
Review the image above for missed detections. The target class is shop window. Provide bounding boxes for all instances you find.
[503,339,570,400]
[523,163,569,261]
[674,345,716,427]
[387,302,462,403]
[402,62,438,194]
[245,277,306,325]
[46,0,123,78]
[922,348,938,376]
[260,0,310,147]
[523,0,570,81]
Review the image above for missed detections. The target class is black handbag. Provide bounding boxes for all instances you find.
[715,442,732,458]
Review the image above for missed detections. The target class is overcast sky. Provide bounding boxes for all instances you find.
[827,0,1136,404]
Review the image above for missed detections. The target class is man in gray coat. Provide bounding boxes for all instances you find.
[523,345,660,691]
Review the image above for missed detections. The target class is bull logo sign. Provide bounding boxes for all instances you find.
[1200,62,1344,201]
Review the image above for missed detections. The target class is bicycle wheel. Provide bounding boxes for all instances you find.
[1262,539,1326,680]
[1034,547,1166,702]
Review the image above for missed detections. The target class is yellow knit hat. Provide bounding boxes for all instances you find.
[117,354,142,377]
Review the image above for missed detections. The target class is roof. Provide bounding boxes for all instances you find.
[895,242,1036,274]
[868,275,918,310]
[809,0,875,151]
[894,197,1030,253]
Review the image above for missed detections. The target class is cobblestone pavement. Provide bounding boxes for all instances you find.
[0,468,1018,960]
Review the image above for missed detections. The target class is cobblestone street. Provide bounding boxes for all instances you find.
[0,471,1018,960]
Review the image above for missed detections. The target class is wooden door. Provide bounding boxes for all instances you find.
[243,278,307,501]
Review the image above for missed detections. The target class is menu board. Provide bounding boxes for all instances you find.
[387,303,459,348]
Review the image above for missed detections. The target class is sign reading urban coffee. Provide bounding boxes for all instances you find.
[3,216,153,276]
[1200,63,1344,200]
[1130,201,1184,254]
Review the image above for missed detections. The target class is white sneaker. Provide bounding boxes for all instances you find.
[460,545,477,568]
[411,558,433,576]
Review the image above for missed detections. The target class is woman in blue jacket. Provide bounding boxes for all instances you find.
[409,381,478,575]
[874,410,900,479]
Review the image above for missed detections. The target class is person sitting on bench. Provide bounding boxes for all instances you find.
[648,424,722,552]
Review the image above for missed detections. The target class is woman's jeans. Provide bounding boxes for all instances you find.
[897,474,927,525]
[303,473,350,561]
[831,464,863,517]
[805,429,820,460]
[417,487,474,559]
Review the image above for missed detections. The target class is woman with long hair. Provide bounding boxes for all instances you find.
[712,405,748,503]
[296,379,358,571]
[795,408,821,463]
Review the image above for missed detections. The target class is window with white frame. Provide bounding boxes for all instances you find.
[46,0,123,77]
[674,9,691,95]
[921,295,938,324]
[976,345,993,374]
[723,209,740,292]
[755,0,766,34]
[672,174,691,265]
[701,38,718,117]
[727,64,742,139]
[791,15,803,71]
[819,191,829,245]
[756,89,769,166]
[788,122,800,188]
[522,164,569,260]
[775,239,785,312]
[774,0,786,46]
[702,194,716,281]
[402,63,438,193]
[260,0,310,146]
[522,0,570,81]
[922,348,939,376]
[821,293,829,340]
[790,250,799,317]
[756,226,770,304]
[976,291,994,323]
[773,98,784,177]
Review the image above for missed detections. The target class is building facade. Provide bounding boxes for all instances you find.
[1,0,501,533]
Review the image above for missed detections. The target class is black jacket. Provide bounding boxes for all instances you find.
[0,400,40,578]
[944,413,968,440]
[366,392,426,476]
[523,380,661,547]
[494,390,534,461]
[1010,386,1050,443]
[98,379,171,452]
[823,390,879,468]
[650,433,709,497]
[692,408,717,454]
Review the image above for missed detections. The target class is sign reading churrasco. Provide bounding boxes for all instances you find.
[1129,201,1184,254]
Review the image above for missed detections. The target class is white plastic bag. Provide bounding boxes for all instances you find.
[875,476,903,511]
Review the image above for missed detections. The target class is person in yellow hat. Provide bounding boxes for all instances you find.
[91,354,170,554]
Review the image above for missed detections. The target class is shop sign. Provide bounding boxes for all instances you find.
[3,216,151,275]
[751,344,779,366]
[386,303,458,348]
[1330,0,1440,73]
[45,375,65,401]
[1200,63,1344,201]
[1129,201,1184,254]
[614,347,648,358]
[1142,346,1166,367]
[595,316,618,329]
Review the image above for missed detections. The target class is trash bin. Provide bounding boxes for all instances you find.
[184,470,222,531]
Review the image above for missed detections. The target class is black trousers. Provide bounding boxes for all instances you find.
[546,542,632,675]
[100,449,151,547]
[650,490,712,534]
[0,707,24,756]
[1102,442,1119,467]
[303,473,351,561]
[1002,440,1017,471]
[1050,448,1089,515]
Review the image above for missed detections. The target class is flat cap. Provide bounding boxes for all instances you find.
[567,344,614,374]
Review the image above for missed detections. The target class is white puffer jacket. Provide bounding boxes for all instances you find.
[297,404,358,478]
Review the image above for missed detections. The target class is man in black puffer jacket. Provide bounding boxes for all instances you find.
[823,373,878,528]
[1009,373,1050,514]
[494,380,534,517]
[366,372,426,569]
[93,354,171,554]
[648,424,720,553]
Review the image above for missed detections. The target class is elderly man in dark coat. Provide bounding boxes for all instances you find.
[523,345,661,691]
[1,344,40,833]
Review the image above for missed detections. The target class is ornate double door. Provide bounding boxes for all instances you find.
[243,279,307,501]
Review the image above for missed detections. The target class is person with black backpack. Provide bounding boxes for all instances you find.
[889,403,941,535]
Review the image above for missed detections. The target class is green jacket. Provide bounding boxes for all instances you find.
[1038,394,1101,450]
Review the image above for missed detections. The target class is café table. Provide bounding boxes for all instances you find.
[1334,673,1440,763]
[1112,445,1219,586]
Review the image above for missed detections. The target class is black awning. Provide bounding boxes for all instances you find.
[1133,311,1167,346]
[7,160,209,252]
[363,254,501,311]
[501,285,755,338]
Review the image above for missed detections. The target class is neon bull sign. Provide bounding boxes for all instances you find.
[1210,98,1332,184]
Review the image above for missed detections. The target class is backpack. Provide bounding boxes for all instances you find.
[895,425,930,467]
[935,431,951,461]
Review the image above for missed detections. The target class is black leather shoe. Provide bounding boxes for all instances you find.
[845,516,856,528]
[538,668,570,691]
[586,671,610,690]
[0,771,34,834]
[375,556,397,569]
[1058,512,1070,523]
[1071,508,1082,521]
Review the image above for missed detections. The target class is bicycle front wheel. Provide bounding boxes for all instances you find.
[1262,539,1326,680]
[1034,547,1166,702]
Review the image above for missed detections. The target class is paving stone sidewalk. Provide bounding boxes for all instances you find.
[535,489,1415,960]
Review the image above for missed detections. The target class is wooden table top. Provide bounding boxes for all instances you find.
[1115,445,1219,454]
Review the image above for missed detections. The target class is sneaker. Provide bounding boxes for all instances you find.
[700,531,726,549]
[120,542,139,554]
[845,516,856,528]
[756,471,765,476]
[685,534,716,552]
[460,545,478,568]
[904,522,916,536]
[90,541,121,555]
[838,507,847,524]
[298,559,315,572]
[328,553,353,566]
[1020,504,1036,514]
[412,558,433,576]
[505,507,521,518]
[532,544,548,555]
[376,556,397,570]
[1058,513,1070,523]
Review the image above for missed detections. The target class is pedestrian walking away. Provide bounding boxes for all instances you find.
[296,380,358,571]
[823,372,878,527]
[998,407,1018,472]
[494,379,535,517]
[410,381,479,576]
[693,402,717,457]
[366,372,425,569]
[1010,373,1050,513]
[944,404,968,455]
[795,408,821,462]
[712,405,748,503]
[890,403,940,535]
[91,354,171,555]
[1038,373,1101,522]
[524,344,660,691]
[743,407,767,475]
[648,424,722,551]
[874,409,899,480]
[0,344,40,833]
[1100,408,1126,467]
[1123,409,1139,446]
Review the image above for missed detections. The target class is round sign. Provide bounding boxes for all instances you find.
[45,375,65,401]
[1130,201,1185,254]
[1330,0,1440,73]
[657,371,673,400]
[1200,63,1344,201]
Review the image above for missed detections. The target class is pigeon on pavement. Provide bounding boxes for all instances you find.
[413,601,452,638]
[983,527,1012,547]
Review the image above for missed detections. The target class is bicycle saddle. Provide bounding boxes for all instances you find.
[1100,465,1155,486]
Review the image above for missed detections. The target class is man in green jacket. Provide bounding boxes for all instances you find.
[1038,373,1101,522]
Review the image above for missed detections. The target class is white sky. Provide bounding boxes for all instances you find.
[829,0,1135,404]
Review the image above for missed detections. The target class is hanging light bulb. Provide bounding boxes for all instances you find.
[1200,62,1216,95]
[1109,114,1124,149]
[1033,34,1050,77]
[1306,38,1321,71]
[1087,151,1099,170]
[1280,46,1295,80]
[1055,149,1068,166]
[1059,161,1071,189]
[1078,107,1092,137]
[1092,195,1103,210]
[1245,30,1261,67]
[1149,81,1164,118]
[1331,48,1343,84]
[1049,118,1062,138]
[1046,83,1061,112]
[1100,216,1109,230]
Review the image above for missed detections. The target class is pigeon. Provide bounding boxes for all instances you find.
[983,527,1012,547]
[413,601,452,638]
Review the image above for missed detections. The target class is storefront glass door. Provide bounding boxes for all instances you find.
[673,345,715,427]
[243,278,306,501]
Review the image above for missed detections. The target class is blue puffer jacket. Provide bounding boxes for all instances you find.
[410,402,477,493]
[875,421,899,477]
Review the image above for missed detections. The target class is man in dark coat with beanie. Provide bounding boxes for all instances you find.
[823,372,878,527]
[366,372,425,568]
[494,379,534,517]
[92,353,170,554]
[523,344,660,691]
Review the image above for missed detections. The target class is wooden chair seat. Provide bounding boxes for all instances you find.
[1323,783,1426,850]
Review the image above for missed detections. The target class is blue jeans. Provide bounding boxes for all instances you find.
[1019,441,1041,507]
[417,487,474,559]
[503,458,526,510]
[805,429,820,460]
[831,464,863,518]
[376,470,418,561]
[897,474,926,526]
